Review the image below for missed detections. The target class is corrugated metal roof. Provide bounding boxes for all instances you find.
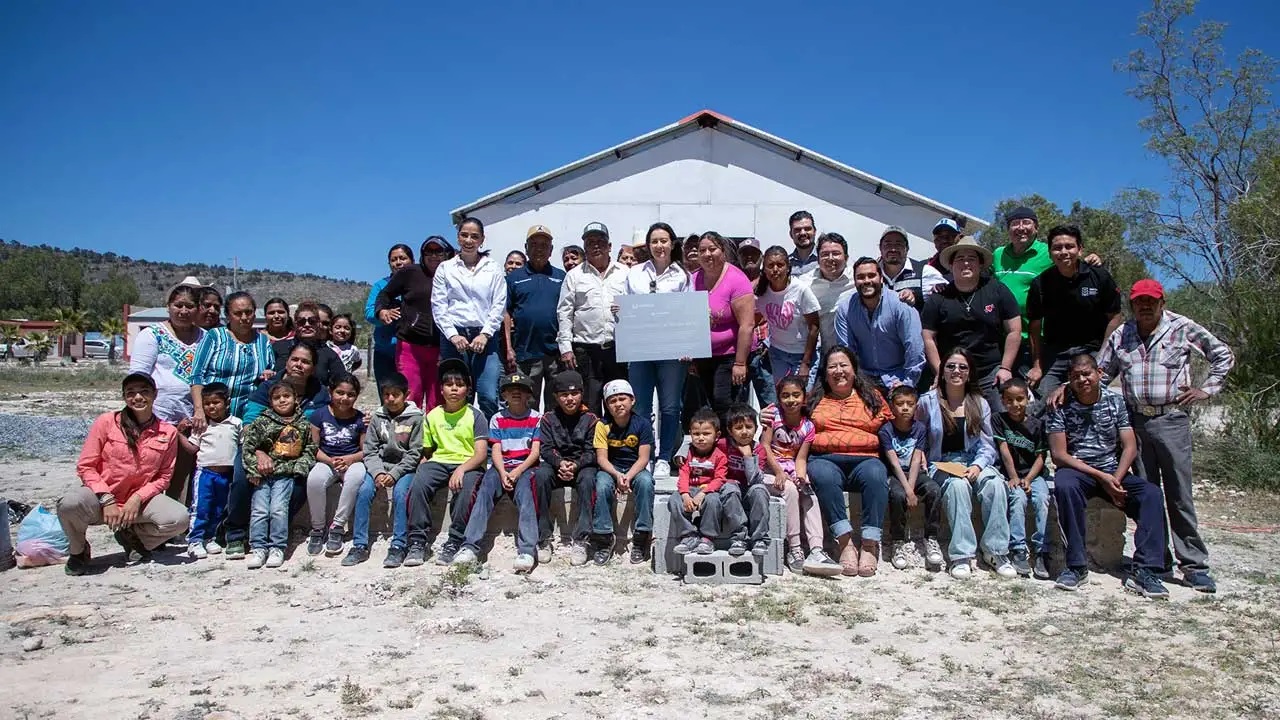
[450,109,989,230]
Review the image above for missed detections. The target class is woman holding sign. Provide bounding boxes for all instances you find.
[916,348,1012,579]
[622,223,689,478]
[690,231,755,422]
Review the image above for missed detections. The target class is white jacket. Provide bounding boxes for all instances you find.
[431,254,507,339]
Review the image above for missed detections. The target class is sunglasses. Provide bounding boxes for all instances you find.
[296,317,319,326]
[944,362,969,371]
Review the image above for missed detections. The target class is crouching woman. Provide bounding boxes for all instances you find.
[59,372,190,575]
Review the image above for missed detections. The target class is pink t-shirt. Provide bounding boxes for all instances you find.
[693,264,755,357]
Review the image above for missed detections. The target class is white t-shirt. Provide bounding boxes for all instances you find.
[193,416,243,468]
[128,324,206,423]
[759,281,820,354]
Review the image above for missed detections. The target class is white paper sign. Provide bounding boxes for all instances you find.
[615,291,713,363]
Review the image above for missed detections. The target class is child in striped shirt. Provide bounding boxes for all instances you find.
[453,372,542,573]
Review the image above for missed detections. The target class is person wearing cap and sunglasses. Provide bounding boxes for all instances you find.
[271,301,345,389]
[921,237,1022,412]
[878,225,946,312]
[1089,278,1232,593]
[926,217,964,273]
[377,235,457,413]
[556,221,630,415]
[503,225,567,412]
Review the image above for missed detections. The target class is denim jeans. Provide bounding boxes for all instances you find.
[351,472,412,549]
[748,348,776,408]
[407,462,484,548]
[768,347,806,384]
[439,327,502,419]
[629,359,687,464]
[591,469,655,537]
[934,452,1009,561]
[249,476,293,551]
[1006,473,1051,553]
[808,454,889,542]
[463,467,539,555]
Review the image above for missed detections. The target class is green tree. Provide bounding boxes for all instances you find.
[51,307,88,360]
[83,271,140,326]
[100,317,126,363]
[27,332,53,364]
[0,323,20,361]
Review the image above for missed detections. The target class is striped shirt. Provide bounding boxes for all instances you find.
[489,409,542,471]
[1096,311,1234,409]
[191,327,273,419]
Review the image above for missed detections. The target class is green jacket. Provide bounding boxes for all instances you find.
[241,408,316,479]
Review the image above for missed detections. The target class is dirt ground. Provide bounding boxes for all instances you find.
[2,388,1279,720]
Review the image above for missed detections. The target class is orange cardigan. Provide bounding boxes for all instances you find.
[76,412,178,504]
[809,391,893,457]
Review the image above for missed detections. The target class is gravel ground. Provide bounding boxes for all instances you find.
[0,413,93,461]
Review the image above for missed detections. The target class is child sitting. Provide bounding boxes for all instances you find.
[879,385,942,571]
[995,378,1052,579]
[327,313,363,372]
[305,373,367,557]
[592,380,656,566]
[762,378,837,576]
[179,382,241,559]
[453,372,542,573]
[405,358,489,567]
[534,370,598,566]
[343,372,422,567]
[242,382,316,569]
[719,403,774,557]
[668,408,730,556]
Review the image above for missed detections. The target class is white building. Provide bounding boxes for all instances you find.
[451,109,989,263]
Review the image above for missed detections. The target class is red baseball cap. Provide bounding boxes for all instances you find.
[1130,279,1165,300]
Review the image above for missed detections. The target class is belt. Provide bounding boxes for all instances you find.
[1135,403,1176,417]
[573,341,614,350]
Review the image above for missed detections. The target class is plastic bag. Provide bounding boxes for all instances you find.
[15,505,69,567]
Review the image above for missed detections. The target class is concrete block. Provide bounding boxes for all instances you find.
[759,537,785,576]
[682,550,764,585]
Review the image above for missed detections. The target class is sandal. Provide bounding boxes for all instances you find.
[858,540,880,577]
[837,536,860,577]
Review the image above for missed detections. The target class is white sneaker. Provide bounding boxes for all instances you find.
[568,542,589,566]
[983,552,1017,578]
[513,553,535,573]
[536,542,553,564]
[923,537,944,568]
[890,542,911,570]
[653,460,671,478]
[265,548,285,568]
[949,561,972,579]
[204,540,224,555]
[187,542,208,560]
[802,548,844,577]
[452,546,479,565]
[246,549,268,569]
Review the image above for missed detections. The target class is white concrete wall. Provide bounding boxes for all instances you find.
[465,128,965,265]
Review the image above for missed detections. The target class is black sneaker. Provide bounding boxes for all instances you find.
[341,545,370,567]
[435,540,460,566]
[728,540,748,557]
[383,545,407,569]
[591,545,612,566]
[324,527,345,556]
[1032,553,1050,580]
[1184,571,1217,594]
[629,534,650,564]
[785,547,805,573]
[674,536,699,555]
[1055,566,1089,591]
[65,546,92,576]
[403,543,428,567]
[751,540,769,558]
[1124,568,1170,599]
[113,529,151,565]
[1010,548,1032,577]
[306,531,324,556]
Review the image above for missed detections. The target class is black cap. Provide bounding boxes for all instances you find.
[500,372,534,395]
[552,370,584,393]
[437,358,471,384]
[121,371,157,391]
[1005,206,1039,226]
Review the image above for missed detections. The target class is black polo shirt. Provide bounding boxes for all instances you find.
[921,278,1020,376]
[1025,263,1121,357]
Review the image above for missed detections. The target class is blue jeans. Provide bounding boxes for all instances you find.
[628,359,687,464]
[189,468,230,543]
[439,327,502,418]
[808,454,889,542]
[249,476,293,551]
[934,452,1009,561]
[463,467,539,556]
[1007,473,1051,553]
[748,348,776,407]
[591,469,655,537]
[351,472,412,549]
[768,347,806,383]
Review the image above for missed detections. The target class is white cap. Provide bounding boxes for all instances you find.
[602,379,634,400]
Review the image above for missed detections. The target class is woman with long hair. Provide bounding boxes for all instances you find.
[366,243,415,390]
[263,298,293,343]
[376,236,455,412]
[196,287,223,330]
[690,231,755,422]
[432,217,507,417]
[58,373,190,575]
[755,245,820,384]
[916,347,1012,579]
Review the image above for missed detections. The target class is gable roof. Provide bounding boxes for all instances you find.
[450,109,989,230]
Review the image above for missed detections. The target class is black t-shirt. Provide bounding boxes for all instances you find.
[1025,264,1121,357]
[921,278,1020,376]
[993,412,1046,477]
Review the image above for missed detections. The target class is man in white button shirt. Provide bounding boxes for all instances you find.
[556,222,630,414]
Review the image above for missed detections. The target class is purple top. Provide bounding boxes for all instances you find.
[693,264,754,357]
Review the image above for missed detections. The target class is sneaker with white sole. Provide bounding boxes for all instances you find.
[246,549,268,569]
[949,561,972,579]
[536,541,553,564]
[982,552,1017,578]
[187,542,208,559]
[452,546,480,565]
[802,548,843,577]
[923,537,944,569]
[204,540,224,555]
[513,553,535,573]
[674,536,700,555]
[653,459,671,478]
[568,542,589,566]
[891,542,911,570]
[266,548,285,568]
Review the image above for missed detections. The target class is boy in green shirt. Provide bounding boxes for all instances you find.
[404,359,489,567]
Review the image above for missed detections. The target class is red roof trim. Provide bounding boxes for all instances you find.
[677,109,736,125]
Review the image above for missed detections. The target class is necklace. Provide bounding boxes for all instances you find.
[957,288,977,315]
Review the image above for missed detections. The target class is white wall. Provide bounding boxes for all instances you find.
[466,128,968,264]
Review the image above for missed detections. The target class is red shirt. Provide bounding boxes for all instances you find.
[678,446,728,494]
[77,412,178,504]
[809,391,893,457]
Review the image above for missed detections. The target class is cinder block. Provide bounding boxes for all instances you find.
[652,493,784,576]
[759,537,785,576]
[682,550,764,585]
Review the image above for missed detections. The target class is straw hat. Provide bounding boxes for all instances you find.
[939,236,993,270]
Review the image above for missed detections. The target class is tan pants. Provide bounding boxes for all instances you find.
[57,486,190,554]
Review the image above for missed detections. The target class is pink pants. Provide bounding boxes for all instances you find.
[767,475,825,553]
[396,341,439,413]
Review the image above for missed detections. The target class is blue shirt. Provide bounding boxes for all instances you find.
[834,290,925,389]
[365,276,397,355]
[191,327,274,419]
[506,262,565,362]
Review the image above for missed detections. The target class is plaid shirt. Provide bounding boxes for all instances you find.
[1097,311,1234,409]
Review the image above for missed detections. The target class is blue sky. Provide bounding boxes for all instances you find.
[2,0,1277,283]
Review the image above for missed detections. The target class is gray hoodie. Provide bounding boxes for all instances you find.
[363,401,424,481]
